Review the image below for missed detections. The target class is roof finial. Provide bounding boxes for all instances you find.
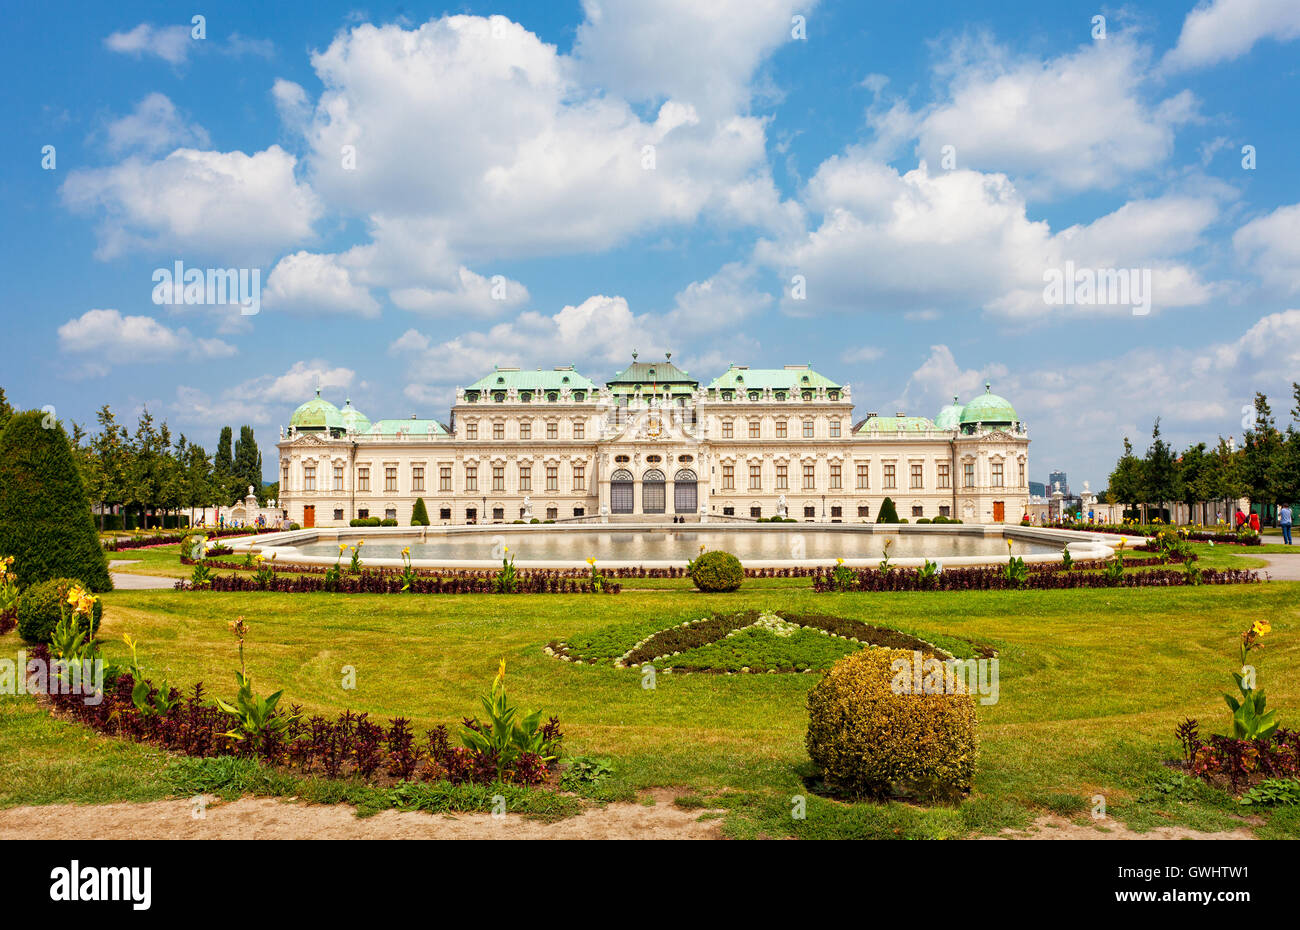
[665,351,672,361]
[631,349,638,361]
[985,380,991,393]
[315,385,321,398]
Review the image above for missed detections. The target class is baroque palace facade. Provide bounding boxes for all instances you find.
[276,356,1030,527]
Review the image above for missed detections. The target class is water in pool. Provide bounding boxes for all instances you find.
[295,529,1058,562]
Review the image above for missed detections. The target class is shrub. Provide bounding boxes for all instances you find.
[381,518,398,527]
[875,497,900,524]
[411,498,430,526]
[689,550,743,592]
[288,523,301,531]
[917,518,931,524]
[0,411,111,591]
[17,577,104,644]
[806,647,977,801]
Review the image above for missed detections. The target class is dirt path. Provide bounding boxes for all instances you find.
[0,789,724,840]
[987,814,1256,840]
[1258,553,1300,581]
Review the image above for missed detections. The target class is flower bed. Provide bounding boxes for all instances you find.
[182,556,824,579]
[105,527,277,551]
[1040,521,1261,545]
[177,570,621,594]
[811,565,1259,592]
[31,643,564,787]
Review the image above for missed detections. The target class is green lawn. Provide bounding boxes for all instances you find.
[4,546,1299,838]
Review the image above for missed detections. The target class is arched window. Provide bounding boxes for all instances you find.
[642,469,666,514]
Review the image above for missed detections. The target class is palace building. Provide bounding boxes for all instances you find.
[276,355,1030,527]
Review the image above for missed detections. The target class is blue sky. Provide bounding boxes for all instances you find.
[4,0,1300,486]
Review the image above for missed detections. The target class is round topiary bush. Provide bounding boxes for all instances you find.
[17,577,104,644]
[690,550,743,592]
[806,647,977,801]
[0,411,112,592]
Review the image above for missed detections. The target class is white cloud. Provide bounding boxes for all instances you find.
[1163,0,1300,71]
[104,23,193,65]
[103,93,209,154]
[896,34,1196,197]
[60,146,321,261]
[756,155,1218,319]
[841,346,885,363]
[264,251,380,316]
[56,309,236,377]
[1234,202,1300,295]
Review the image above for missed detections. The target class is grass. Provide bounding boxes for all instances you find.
[5,542,1295,838]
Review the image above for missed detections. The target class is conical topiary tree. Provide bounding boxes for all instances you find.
[0,410,112,591]
[411,497,430,526]
[875,496,900,524]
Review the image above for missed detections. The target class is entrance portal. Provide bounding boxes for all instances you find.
[674,468,697,514]
[610,469,633,514]
[642,469,666,514]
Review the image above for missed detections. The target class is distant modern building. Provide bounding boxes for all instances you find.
[1048,470,1069,497]
[276,356,1031,527]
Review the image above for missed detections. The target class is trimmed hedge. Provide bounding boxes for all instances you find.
[17,577,104,644]
[690,550,743,592]
[806,647,977,801]
[876,497,900,524]
[411,498,430,526]
[0,411,111,591]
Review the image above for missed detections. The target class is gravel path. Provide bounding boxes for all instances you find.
[109,572,177,590]
[1258,553,1300,580]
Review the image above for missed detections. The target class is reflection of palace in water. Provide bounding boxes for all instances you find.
[277,354,1030,527]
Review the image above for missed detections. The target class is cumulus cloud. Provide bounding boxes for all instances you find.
[1234,202,1300,295]
[1163,0,1300,72]
[263,251,380,316]
[756,155,1218,319]
[102,93,209,154]
[57,309,236,377]
[172,359,356,428]
[889,33,1196,197]
[60,146,321,261]
[104,23,194,65]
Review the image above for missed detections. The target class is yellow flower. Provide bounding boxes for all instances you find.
[1252,620,1271,636]
[836,558,844,565]
[358,539,365,547]
[339,543,348,552]
[503,545,509,553]
[586,557,596,566]
[402,547,411,556]
[254,554,264,563]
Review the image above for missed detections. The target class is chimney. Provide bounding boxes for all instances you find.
[895,411,906,418]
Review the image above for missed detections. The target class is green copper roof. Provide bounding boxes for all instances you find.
[465,366,596,393]
[959,382,1018,425]
[856,415,936,433]
[607,355,696,388]
[708,365,841,392]
[934,395,964,430]
[340,398,371,434]
[290,390,345,431]
[371,418,448,436]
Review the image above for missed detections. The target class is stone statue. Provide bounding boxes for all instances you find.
[777,494,788,518]
[522,496,533,519]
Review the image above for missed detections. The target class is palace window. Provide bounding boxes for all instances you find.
[750,506,762,518]
[722,420,734,439]
[520,421,532,440]
[830,463,842,489]
[439,508,451,520]
[281,464,289,490]
[519,465,531,491]
[938,463,951,488]
[385,508,397,521]
[776,420,787,439]
[466,508,477,523]
[573,421,585,440]
[357,509,369,519]
[303,465,316,491]
[723,465,735,489]
[803,505,815,518]
[802,420,814,438]
[749,463,762,490]
[858,505,870,517]
[333,465,344,491]
[911,464,924,489]
[385,467,397,492]
[831,505,842,519]
[1019,462,1026,487]
[830,421,841,438]
[802,463,816,489]
[493,422,504,440]
[465,466,477,491]
[776,464,788,490]
[573,464,585,491]
[883,464,896,489]
[439,466,452,491]
[723,506,735,516]
[492,466,505,491]
[412,466,424,491]
[547,422,558,440]
[333,508,343,521]
[357,467,370,492]
[466,422,478,440]
[573,507,585,517]
[912,506,924,518]
[992,462,1004,487]
[492,507,504,522]
[546,465,558,491]
[749,419,760,439]
[939,505,950,517]
[546,507,558,520]
[856,463,869,489]
[964,463,975,487]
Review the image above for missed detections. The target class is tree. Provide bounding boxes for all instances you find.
[233,425,262,502]
[214,426,236,504]
[0,410,112,591]
[0,386,14,434]
[1242,392,1283,522]
[875,497,900,523]
[1176,442,1211,525]
[1107,437,1144,520]
[1142,419,1178,523]
[411,497,430,526]
[91,405,128,532]
[184,442,214,525]
[1268,382,1300,511]
[1207,437,1246,524]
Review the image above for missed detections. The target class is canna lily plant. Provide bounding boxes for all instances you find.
[460,659,555,782]
[1224,620,1279,740]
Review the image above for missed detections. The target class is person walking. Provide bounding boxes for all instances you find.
[1250,511,1261,533]
[1281,504,1293,545]
[1235,508,1247,530]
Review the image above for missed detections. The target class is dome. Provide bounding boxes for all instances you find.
[290,389,345,432]
[959,382,1018,426]
[934,395,964,430]
[340,397,371,434]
